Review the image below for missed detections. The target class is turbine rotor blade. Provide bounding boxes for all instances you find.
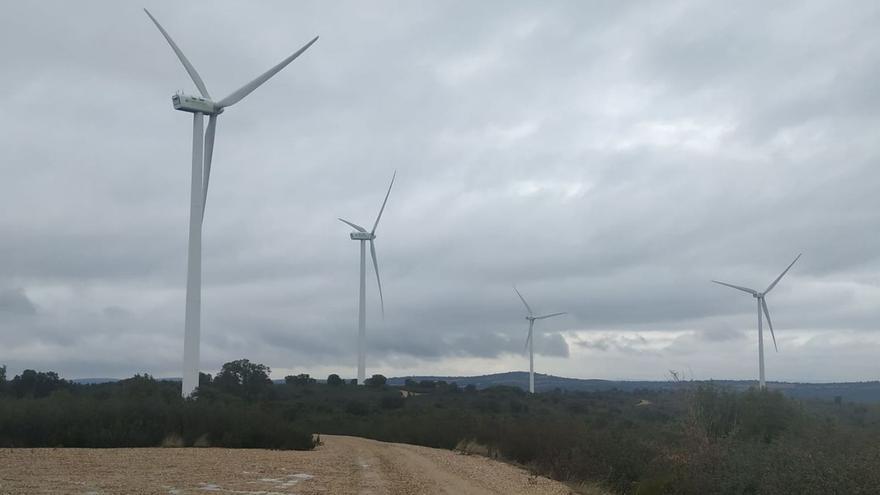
[765,254,802,294]
[711,280,758,295]
[218,36,319,108]
[761,298,779,352]
[371,170,396,234]
[201,114,217,221]
[144,9,211,99]
[535,312,566,320]
[338,218,366,232]
[370,240,384,318]
[513,286,533,315]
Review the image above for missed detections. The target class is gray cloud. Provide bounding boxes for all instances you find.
[0,288,37,316]
[0,1,878,381]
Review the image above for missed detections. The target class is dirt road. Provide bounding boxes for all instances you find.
[0,435,574,494]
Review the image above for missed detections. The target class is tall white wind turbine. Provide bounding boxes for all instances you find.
[514,287,565,394]
[712,254,801,389]
[339,171,396,384]
[144,9,318,397]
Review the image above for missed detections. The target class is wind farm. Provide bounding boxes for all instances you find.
[1,2,879,494]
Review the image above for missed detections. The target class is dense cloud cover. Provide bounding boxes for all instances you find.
[0,1,878,382]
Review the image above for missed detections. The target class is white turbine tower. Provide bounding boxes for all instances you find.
[339,171,396,384]
[145,9,318,397]
[514,287,565,394]
[712,254,801,389]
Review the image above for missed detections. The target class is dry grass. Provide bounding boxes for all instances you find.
[565,480,615,495]
[454,438,499,459]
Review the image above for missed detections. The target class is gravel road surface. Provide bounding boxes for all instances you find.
[0,435,574,494]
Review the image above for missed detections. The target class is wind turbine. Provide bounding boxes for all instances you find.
[514,287,565,394]
[339,171,396,384]
[712,254,801,389]
[144,9,318,397]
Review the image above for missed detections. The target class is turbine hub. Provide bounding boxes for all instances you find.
[350,232,375,241]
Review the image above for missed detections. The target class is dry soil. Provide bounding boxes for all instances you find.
[0,434,575,494]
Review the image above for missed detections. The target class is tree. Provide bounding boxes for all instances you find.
[285,374,316,386]
[326,374,343,386]
[0,364,5,384]
[364,374,387,388]
[214,359,272,400]
[117,374,160,398]
[11,369,66,398]
[199,372,213,387]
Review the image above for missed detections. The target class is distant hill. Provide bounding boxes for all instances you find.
[387,371,880,403]
[70,372,880,403]
[71,377,181,385]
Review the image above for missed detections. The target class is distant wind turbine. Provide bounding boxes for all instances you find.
[514,287,566,394]
[145,9,318,398]
[712,254,801,389]
[339,171,396,384]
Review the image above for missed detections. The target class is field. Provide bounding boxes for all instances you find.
[0,435,573,495]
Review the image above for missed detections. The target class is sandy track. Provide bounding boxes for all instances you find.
[0,435,573,494]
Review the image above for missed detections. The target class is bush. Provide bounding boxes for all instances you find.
[285,374,316,386]
[365,374,387,387]
[10,369,67,398]
[380,395,405,410]
[345,400,369,416]
[327,374,343,386]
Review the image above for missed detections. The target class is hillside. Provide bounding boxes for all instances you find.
[388,371,880,403]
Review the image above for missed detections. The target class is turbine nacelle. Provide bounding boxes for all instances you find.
[350,231,375,241]
[172,94,223,115]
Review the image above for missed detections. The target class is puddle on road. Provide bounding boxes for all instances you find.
[196,473,315,494]
[257,473,314,488]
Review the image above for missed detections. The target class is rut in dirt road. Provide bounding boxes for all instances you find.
[334,435,573,494]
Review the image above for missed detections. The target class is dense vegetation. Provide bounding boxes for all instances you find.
[0,360,315,450]
[2,360,879,494]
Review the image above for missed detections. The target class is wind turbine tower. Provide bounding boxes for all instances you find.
[514,287,566,394]
[712,254,801,389]
[145,9,318,397]
[339,172,396,384]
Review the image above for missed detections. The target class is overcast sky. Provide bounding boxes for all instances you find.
[1,1,878,383]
